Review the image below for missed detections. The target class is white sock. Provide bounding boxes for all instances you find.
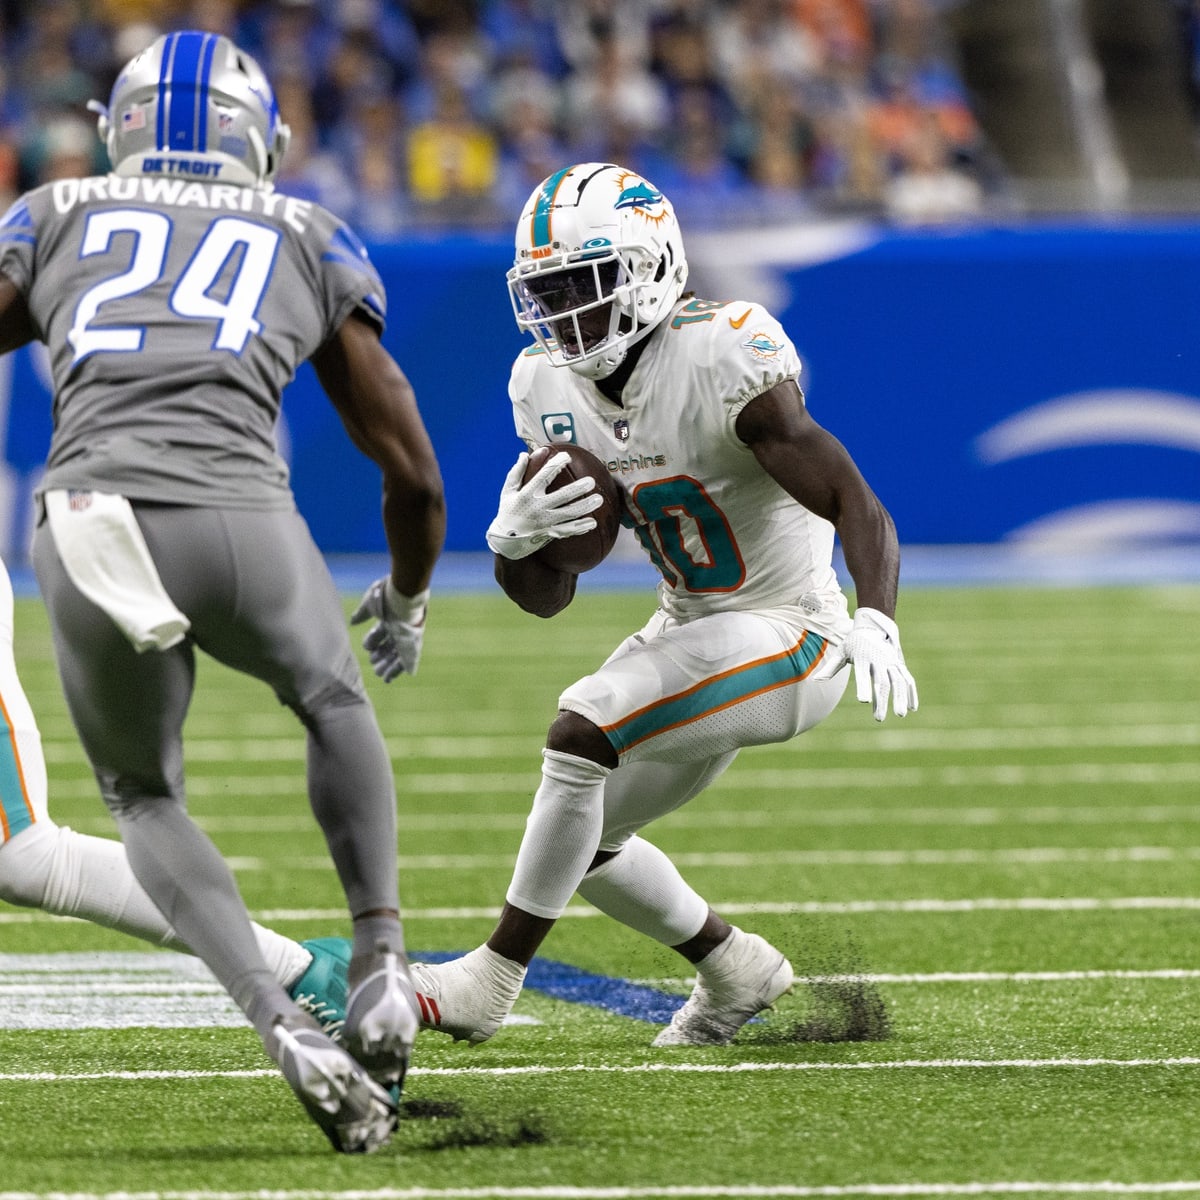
[258,927,312,990]
[0,820,311,987]
[0,821,183,945]
[466,944,526,985]
[505,749,611,919]
[695,927,739,975]
[577,834,709,946]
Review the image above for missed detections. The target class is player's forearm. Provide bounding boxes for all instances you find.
[381,475,445,597]
[836,494,901,617]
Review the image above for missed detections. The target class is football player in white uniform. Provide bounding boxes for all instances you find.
[409,162,917,1048]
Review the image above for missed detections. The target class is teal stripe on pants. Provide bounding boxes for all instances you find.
[0,704,33,839]
[608,632,826,755]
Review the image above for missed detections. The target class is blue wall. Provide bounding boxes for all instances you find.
[773,224,1200,548]
[3,221,1199,560]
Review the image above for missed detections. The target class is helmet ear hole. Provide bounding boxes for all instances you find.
[246,127,267,181]
[270,122,292,181]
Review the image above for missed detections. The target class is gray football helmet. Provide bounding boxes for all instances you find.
[90,31,290,187]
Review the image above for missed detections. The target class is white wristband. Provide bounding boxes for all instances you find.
[852,607,899,643]
[384,580,429,624]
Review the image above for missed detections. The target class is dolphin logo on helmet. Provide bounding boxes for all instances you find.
[88,31,291,188]
[614,181,665,211]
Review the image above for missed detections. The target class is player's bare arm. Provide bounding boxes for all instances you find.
[0,276,35,356]
[735,379,900,617]
[312,313,446,597]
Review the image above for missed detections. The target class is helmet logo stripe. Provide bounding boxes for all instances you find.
[165,31,207,154]
[195,33,218,153]
[530,166,572,250]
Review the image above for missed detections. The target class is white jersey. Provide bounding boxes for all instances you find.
[508,296,850,637]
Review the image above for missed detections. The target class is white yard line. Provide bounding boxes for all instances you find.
[2,954,1198,1032]
[34,725,1200,765]
[34,761,1200,805]
[184,846,1200,872]
[5,1056,1200,1084]
[12,895,1200,926]
[42,797,1200,836]
[630,970,1200,987]
[239,895,1200,928]
[8,1187,1200,1200]
[44,846,1200,873]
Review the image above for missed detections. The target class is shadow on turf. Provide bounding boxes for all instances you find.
[398,1096,552,1151]
[386,935,887,1153]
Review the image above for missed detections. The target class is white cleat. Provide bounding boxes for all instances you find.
[274,1018,397,1153]
[653,928,794,1047]
[342,944,420,1089]
[410,946,526,1045]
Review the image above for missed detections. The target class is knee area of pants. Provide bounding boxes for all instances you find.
[286,675,370,726]
[583,846,626,879]
[102,785,177,823]
[546,711,615,767]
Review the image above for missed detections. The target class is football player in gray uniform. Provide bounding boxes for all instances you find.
[410,162,917,1050]
[0,553,354,1039]
[0,32,445,1153]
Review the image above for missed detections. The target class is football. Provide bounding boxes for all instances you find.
[523,443,622,574]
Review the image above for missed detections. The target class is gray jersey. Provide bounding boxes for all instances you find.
[0,175,387,507]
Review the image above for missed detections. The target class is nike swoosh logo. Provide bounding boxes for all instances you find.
[729,309,752,329]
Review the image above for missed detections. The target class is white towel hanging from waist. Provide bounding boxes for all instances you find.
[44,489,191,653]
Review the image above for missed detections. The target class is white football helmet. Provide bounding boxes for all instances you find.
[89,31,290,188]
[507,163,688,379]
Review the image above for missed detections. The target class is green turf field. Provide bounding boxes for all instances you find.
[2,582,1199,1198]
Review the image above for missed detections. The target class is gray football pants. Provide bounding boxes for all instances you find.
[32,503,399,1031]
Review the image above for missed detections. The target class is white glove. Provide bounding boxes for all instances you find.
[350,578,428,682]
[811,606,918,722]
[485,451,604,561]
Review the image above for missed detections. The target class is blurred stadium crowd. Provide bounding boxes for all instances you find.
[1175,0,1200,125]
[0,0,1009,235]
